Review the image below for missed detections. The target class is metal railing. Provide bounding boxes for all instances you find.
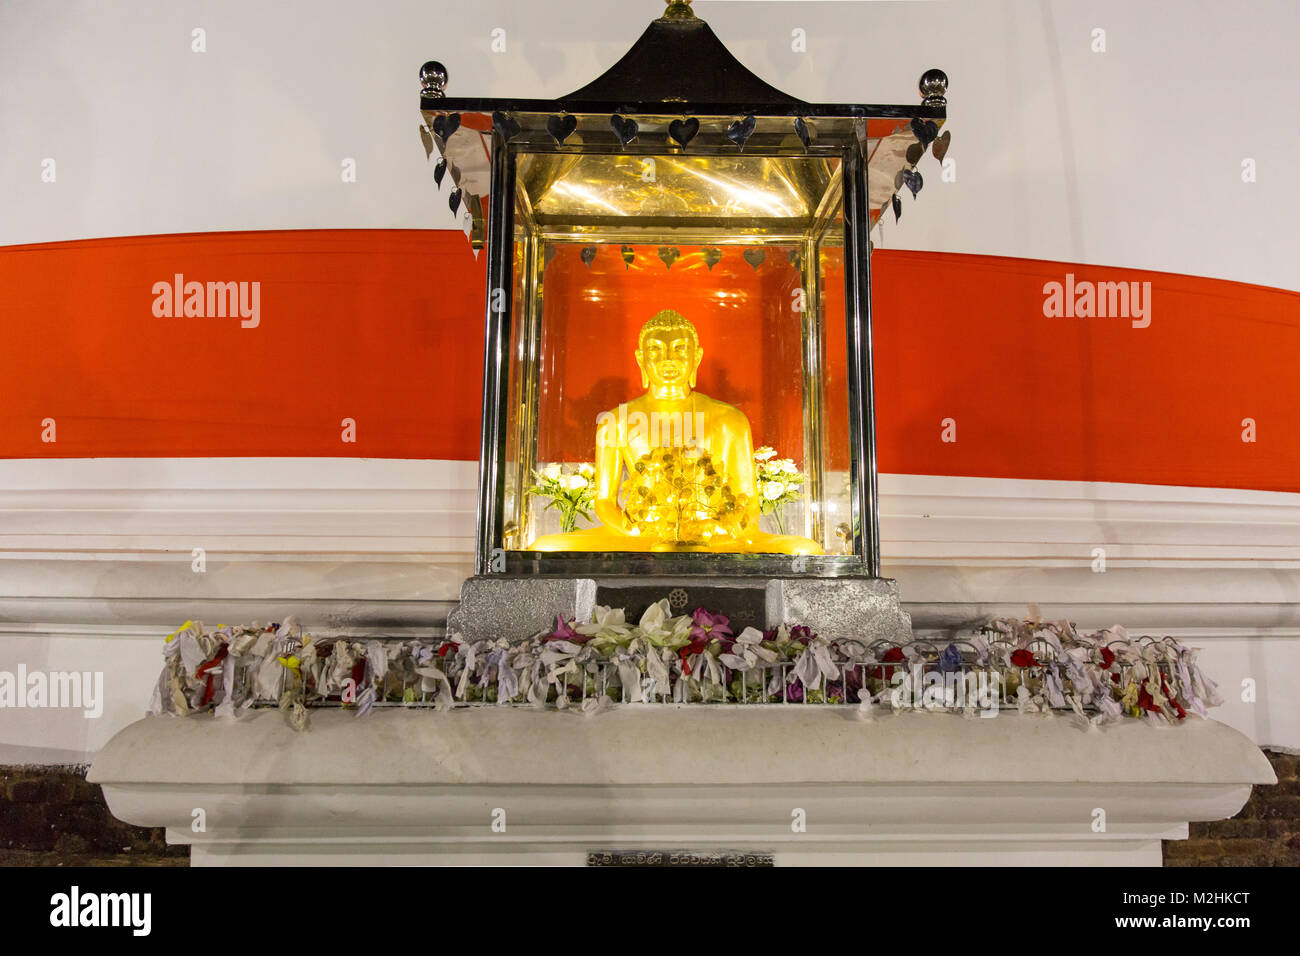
[252,628,1180,713]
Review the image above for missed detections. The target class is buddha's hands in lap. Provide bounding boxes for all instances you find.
[593,498,642,537]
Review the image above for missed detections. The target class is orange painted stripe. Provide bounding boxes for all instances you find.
[0,229,486,460]
[0,230,1296,493]
[872,251,1300,493]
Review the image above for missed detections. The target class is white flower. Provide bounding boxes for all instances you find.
[566,473,589,490]
[762,481,785,501]
[578,462,596,479]
[780,460,798,474]
[543,463,562,481]
[754,446,777,462]
[638,599,670,639]
[576,605,630,640]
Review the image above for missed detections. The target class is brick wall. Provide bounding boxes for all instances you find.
[1164,750,1300,866]
[0,765,187,866]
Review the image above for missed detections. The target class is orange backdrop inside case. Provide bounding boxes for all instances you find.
[536,243,835,468]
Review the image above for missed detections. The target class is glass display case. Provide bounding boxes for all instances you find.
[420,0,946,587]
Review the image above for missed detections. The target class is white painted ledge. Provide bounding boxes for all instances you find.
[5,459,1299,755]
[90,709,1275,867]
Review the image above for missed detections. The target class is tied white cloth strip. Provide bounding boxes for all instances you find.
[146,613,1223,730]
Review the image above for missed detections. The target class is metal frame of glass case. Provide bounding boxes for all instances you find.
[420,3,946,583]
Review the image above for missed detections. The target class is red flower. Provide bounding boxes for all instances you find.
[1010,649,1037,668]
[870,646,905,681]
[1099,647,1116,668]
[437,641,457,658]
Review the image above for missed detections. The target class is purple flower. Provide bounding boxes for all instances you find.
[789,625,817,645]
[939,643,963,673]
[689,608,733,646]
[544,614,590,644]
[843,666,864,698]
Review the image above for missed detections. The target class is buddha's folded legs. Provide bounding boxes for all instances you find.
[527,527,664,552]
[527,527,823,555]
[705,531,824,555]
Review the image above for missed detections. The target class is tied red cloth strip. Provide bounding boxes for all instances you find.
[194,644,230,707]
[1138,676,1187,720]
[678,637,710,676]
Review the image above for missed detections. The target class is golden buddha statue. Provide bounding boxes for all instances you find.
[529,310,823,554]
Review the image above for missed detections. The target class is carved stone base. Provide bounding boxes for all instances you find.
[446,574,912,644]
[90,709,1276,866]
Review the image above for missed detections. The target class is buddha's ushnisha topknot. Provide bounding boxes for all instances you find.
[638,309,699,351]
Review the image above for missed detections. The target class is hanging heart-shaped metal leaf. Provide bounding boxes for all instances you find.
[932,129,952,163]
[610,114,639,147]
[894,169,907,191]
[785,247,802,270]
[905,141,924,165]
[449,188,462,214]
[432,112,461,142]
[433,158,447,187]
[621,245,635,269]
[892,194,902,223]
[658,246,680,270]
[668,117,699,149]
[794,117,813,151]
[702,247,722,270]
[727,114,757,150]
[900,168,923,198]
[743,248,766,271]
[580,245,597,268]
[910,116,939,146]
[544,245,558,270]
[419,124,435,159]
[492,110,521,141]
[546,114,577,144]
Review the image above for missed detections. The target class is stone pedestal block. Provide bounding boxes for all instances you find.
[446,576,597,642]
[447,574,913,644]
[766,577,913,644]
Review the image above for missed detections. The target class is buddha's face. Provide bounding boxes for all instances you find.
[636,327,702,393]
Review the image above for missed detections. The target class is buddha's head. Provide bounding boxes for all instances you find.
[636,309,702,394]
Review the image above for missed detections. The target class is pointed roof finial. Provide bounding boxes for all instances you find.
[661,0,696,21]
